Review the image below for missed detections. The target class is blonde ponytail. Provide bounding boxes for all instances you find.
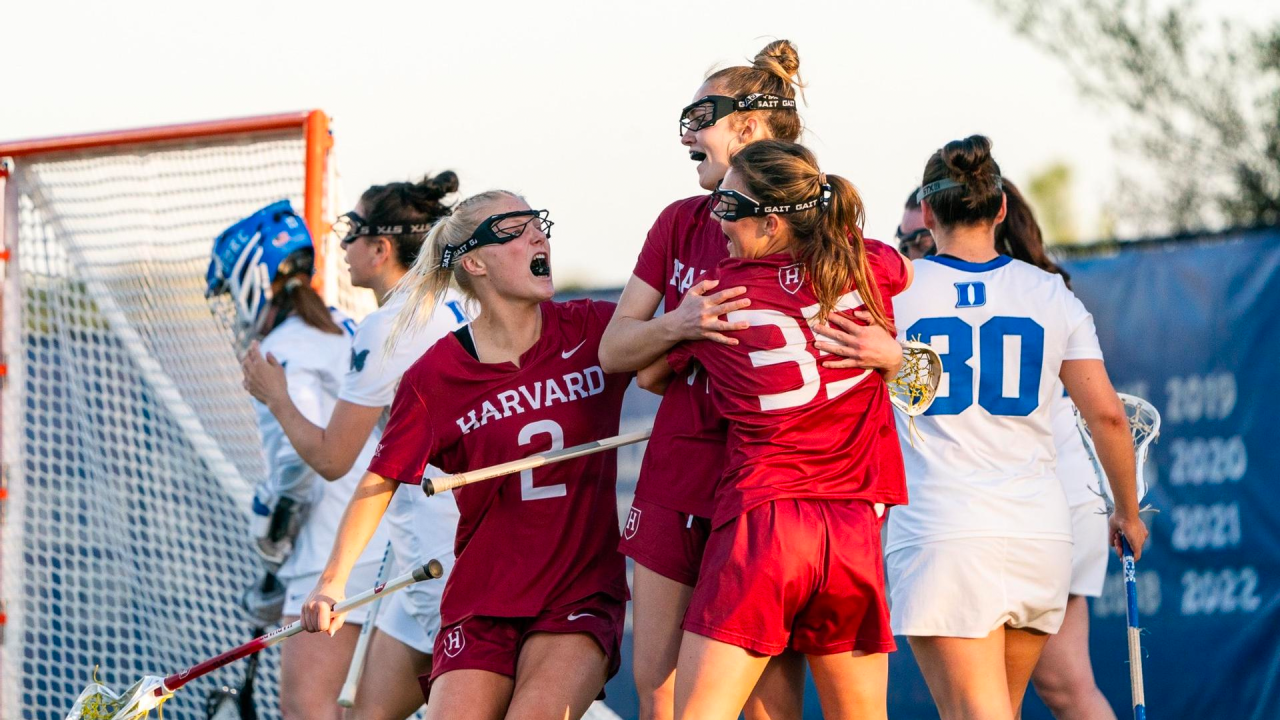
[384,190,520,355]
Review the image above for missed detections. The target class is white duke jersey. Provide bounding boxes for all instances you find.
[256,312,389,582]
[339,290,470,572]
[1050,385,1104,507]
[886,255,1104,553]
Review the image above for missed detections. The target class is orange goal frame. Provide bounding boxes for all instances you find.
[0,109,335,289]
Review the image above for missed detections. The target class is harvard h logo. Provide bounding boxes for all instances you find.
[624,506,641,540]
[954,282,987,308]
[442,625,466,657]
[779,263,804,294]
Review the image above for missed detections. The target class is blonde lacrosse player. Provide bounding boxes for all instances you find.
[884,135,1148,720]
[301,191,633,720]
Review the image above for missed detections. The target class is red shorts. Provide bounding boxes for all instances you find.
[684,498,896,657]
[617,497,712,587]
[422,593,625,700]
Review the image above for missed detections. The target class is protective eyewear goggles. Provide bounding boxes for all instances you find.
[709,185,829,222]
[895,226,932,247]
[679,93,798,136]
[333,211,433,248]
[440,209,553,269]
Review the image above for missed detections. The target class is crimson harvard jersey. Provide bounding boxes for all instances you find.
[369,300,631,624]
[669,244,910,528]
[631,194,730,519]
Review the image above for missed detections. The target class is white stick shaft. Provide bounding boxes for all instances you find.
[261,561,441,651]
[338,542,394,707]
[425,428,652,496]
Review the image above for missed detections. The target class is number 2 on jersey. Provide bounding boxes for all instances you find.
[518,419,566,500]
[906,316,1044,416]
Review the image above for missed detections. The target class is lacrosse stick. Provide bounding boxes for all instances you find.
[64,560,444,720]
[888,340,942,445]
[1076,392,1161,720]
[337,541,395,708]
[424,428,652,497]
[204,625,263,720]
[889,340,942,416]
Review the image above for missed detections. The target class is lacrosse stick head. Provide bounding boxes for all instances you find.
[1075,392,1162,512]
[65,675,170,720]
[890,340,942,417]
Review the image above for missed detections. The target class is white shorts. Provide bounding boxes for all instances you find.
[375,550,454,655]
[281,562,381,624]
[1069,499,1110,598]
[886,537,1072,637]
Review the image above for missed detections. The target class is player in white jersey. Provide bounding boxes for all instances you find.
[884,136,1148,720]
[990,181,1118,719]
[209,201,390,720]
[240,174,467,720]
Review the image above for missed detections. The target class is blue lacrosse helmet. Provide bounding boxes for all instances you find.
[207,200,315,335]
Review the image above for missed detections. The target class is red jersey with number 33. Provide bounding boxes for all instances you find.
[669,244,910,528]
[369,300,631,624]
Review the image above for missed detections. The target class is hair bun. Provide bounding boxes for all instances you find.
[415,170,460,202]
[941,135,993,180]
[753,39,801,82]
[940,135,1000,207]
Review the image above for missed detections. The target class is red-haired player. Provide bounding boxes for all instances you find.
[646,140,912,720]
[300,191,631,720]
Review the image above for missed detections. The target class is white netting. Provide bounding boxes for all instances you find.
[0,130,322,719]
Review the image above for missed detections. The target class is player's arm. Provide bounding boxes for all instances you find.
[300,470,398,635]
[636,355,676,395]
[600,275,751,373]
[241,341,382,480]
[812,310,904,378]
[1061,358,1149,560]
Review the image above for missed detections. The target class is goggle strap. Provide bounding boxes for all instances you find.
[918,176,1003,203]
[736,93,798,112]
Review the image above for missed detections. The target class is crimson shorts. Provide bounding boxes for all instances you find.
[617,497,712,587]
[422,593,625,700]
[684,498,896,657]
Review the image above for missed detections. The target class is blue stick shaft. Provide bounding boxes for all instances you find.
[1121,535,1146,720]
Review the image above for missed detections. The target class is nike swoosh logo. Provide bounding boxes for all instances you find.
[567,611,596,621]
[561,340,588,360]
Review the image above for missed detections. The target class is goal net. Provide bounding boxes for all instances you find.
[0,112,373,720]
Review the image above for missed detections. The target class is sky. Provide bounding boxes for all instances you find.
[2,0,1268,288]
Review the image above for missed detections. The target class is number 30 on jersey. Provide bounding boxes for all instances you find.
[906,316,1044,416]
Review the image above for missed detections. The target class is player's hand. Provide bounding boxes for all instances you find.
[301,580,346,635]
[1108,512,1149,562]
[814,311,903,373]
[668,279,750,345]
[241,341,288,408]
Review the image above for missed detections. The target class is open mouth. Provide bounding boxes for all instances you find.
[689,150,707,162]
[530,252,550,277]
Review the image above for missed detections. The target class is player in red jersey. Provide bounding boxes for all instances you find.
[599,39,904,720]
[299,190,631,720]
[642,140,911,720]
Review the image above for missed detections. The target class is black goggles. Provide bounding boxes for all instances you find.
[709,185,829,222]
[895,226,932,244]
[333,211,432,247]
[440,209,553,269]
[679,93,798,135]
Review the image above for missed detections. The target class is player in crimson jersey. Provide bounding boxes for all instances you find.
[599,39,904,720]
[300,190,631,720]
[643,140,911,720]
